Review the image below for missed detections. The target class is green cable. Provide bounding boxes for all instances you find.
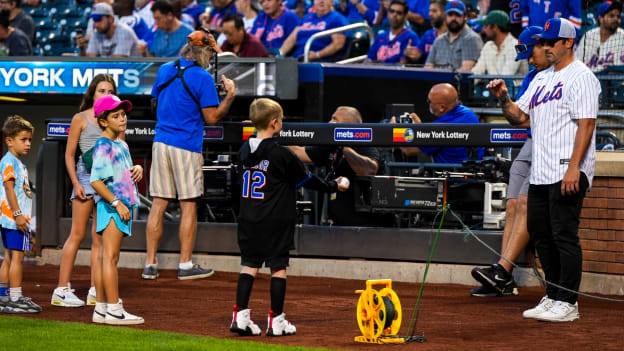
[404,203,448,340]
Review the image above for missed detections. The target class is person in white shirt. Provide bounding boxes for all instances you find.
[472,10,528,77]
[487,18,600,323]
[575,1,624,72]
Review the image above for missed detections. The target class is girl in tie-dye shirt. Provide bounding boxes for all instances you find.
[89,94,145,325]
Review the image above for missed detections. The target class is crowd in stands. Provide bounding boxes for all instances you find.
[0,0,623,76]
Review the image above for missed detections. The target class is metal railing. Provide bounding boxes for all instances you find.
[303,22,374,64]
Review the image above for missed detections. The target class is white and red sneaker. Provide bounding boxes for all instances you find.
[266,310,296,336]
[230,305,261,336]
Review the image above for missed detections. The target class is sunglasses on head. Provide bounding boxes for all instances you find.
[538,38,563,47]
[388,9,405,15]
[515,44,533,55]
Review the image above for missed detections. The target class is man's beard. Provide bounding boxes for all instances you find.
[447,20,463,33]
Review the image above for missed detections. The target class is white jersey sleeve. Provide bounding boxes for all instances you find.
[567,68,601,120]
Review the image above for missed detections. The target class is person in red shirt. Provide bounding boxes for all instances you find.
[217,14,269,57]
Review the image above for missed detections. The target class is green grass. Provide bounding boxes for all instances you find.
[0,316,336,351]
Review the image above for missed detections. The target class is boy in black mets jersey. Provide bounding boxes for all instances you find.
[230,98,348,337]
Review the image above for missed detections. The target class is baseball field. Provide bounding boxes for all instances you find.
[1,263,623,350]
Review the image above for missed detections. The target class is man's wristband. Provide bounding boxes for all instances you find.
[499,94,511,104]
[13,209,22,217]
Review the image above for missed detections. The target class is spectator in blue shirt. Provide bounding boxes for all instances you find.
[279,0,349,60]
[250,0,300,52]
[404,0,446,64]
[139,0,193,57]
[335,0,381,25]
[407,0,429,27]
[396,83,485,163]
[181,0,205,29]
[366,0,419,63]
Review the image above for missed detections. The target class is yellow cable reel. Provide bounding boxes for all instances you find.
[355,279,404,344]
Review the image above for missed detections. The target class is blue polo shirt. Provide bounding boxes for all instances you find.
[151,58,220,153]
[419,104,485,163]
[149,24,193,57]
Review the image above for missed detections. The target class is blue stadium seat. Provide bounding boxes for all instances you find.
[27,8,49,19]
[35,19,59,31]
[32,45,44,56]
[42,44,80,57]
[42,0,76,9]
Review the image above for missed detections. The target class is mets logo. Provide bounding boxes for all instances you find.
[334,128,373,142]
[545,21,551,31]
[393,128,414,143]
[377,42,401,61]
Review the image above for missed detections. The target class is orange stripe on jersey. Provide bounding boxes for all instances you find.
[1,200,14,219]
[3,164,15,183]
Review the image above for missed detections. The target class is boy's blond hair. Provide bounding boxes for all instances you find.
[2,115,34,138]
[249,98,282,130]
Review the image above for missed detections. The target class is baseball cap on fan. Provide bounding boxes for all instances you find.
[597,1,623,17]
[538,18,576,40]
[90,3,114,21]
[515,26,543,61]
[445,1,466,16]
[94,95,133,117]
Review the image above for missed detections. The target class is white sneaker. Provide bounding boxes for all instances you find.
[92,303,107,324]
[536,301,579,322]
[86,287,96,306]
[51,285,85,307]
[266,311,296,336]
[523,296,555,319]
[105,300,144,325]
[230,306,261,336]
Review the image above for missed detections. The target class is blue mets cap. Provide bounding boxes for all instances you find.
[538,18,576,40]
[515,26,543,61]
[445,1,466,16]
[597,1,622,17]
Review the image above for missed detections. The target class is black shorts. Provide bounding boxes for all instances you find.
[241,253,290,269]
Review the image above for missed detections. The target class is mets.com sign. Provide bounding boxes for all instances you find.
[490,129,529,143]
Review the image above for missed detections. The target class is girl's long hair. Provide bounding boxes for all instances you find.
[79,74,118,112]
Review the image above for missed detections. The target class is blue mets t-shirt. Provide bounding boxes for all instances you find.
[209,3,237,29]
[367,28,419,63]
[251,10,300,49]
[0,152,32,231]
[417,28,439,61]
[151,58,220,153]
[90,137,139,209]
[293,11,349,57]
[419,105,485,163]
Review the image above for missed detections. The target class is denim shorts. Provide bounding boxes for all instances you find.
[70,158,101,202]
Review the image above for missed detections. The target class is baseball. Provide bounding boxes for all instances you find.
[338,177,350,187]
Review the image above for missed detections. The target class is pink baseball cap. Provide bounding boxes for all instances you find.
[94,94,133,117]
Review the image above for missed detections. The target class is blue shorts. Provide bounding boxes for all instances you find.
[70,159,102,202]
[96,201,133,237]
[1,227,31,251]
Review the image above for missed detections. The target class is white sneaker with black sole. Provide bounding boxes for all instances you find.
[523,296,555,319]
[51,284,85,307]
[536,301,579,322]
[230,306,261,336]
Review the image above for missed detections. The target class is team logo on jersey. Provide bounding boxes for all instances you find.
[204,126,223,140]
[267,25,285,42]
[490,129,529,142]
[544,21,550,31]
[377,42,402,61]
[529,82,563,110]
[393,128,414,143]
[334,128,373,142]
[242,126,256,140]
[47,123,71,137]
[300,21,326,31]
